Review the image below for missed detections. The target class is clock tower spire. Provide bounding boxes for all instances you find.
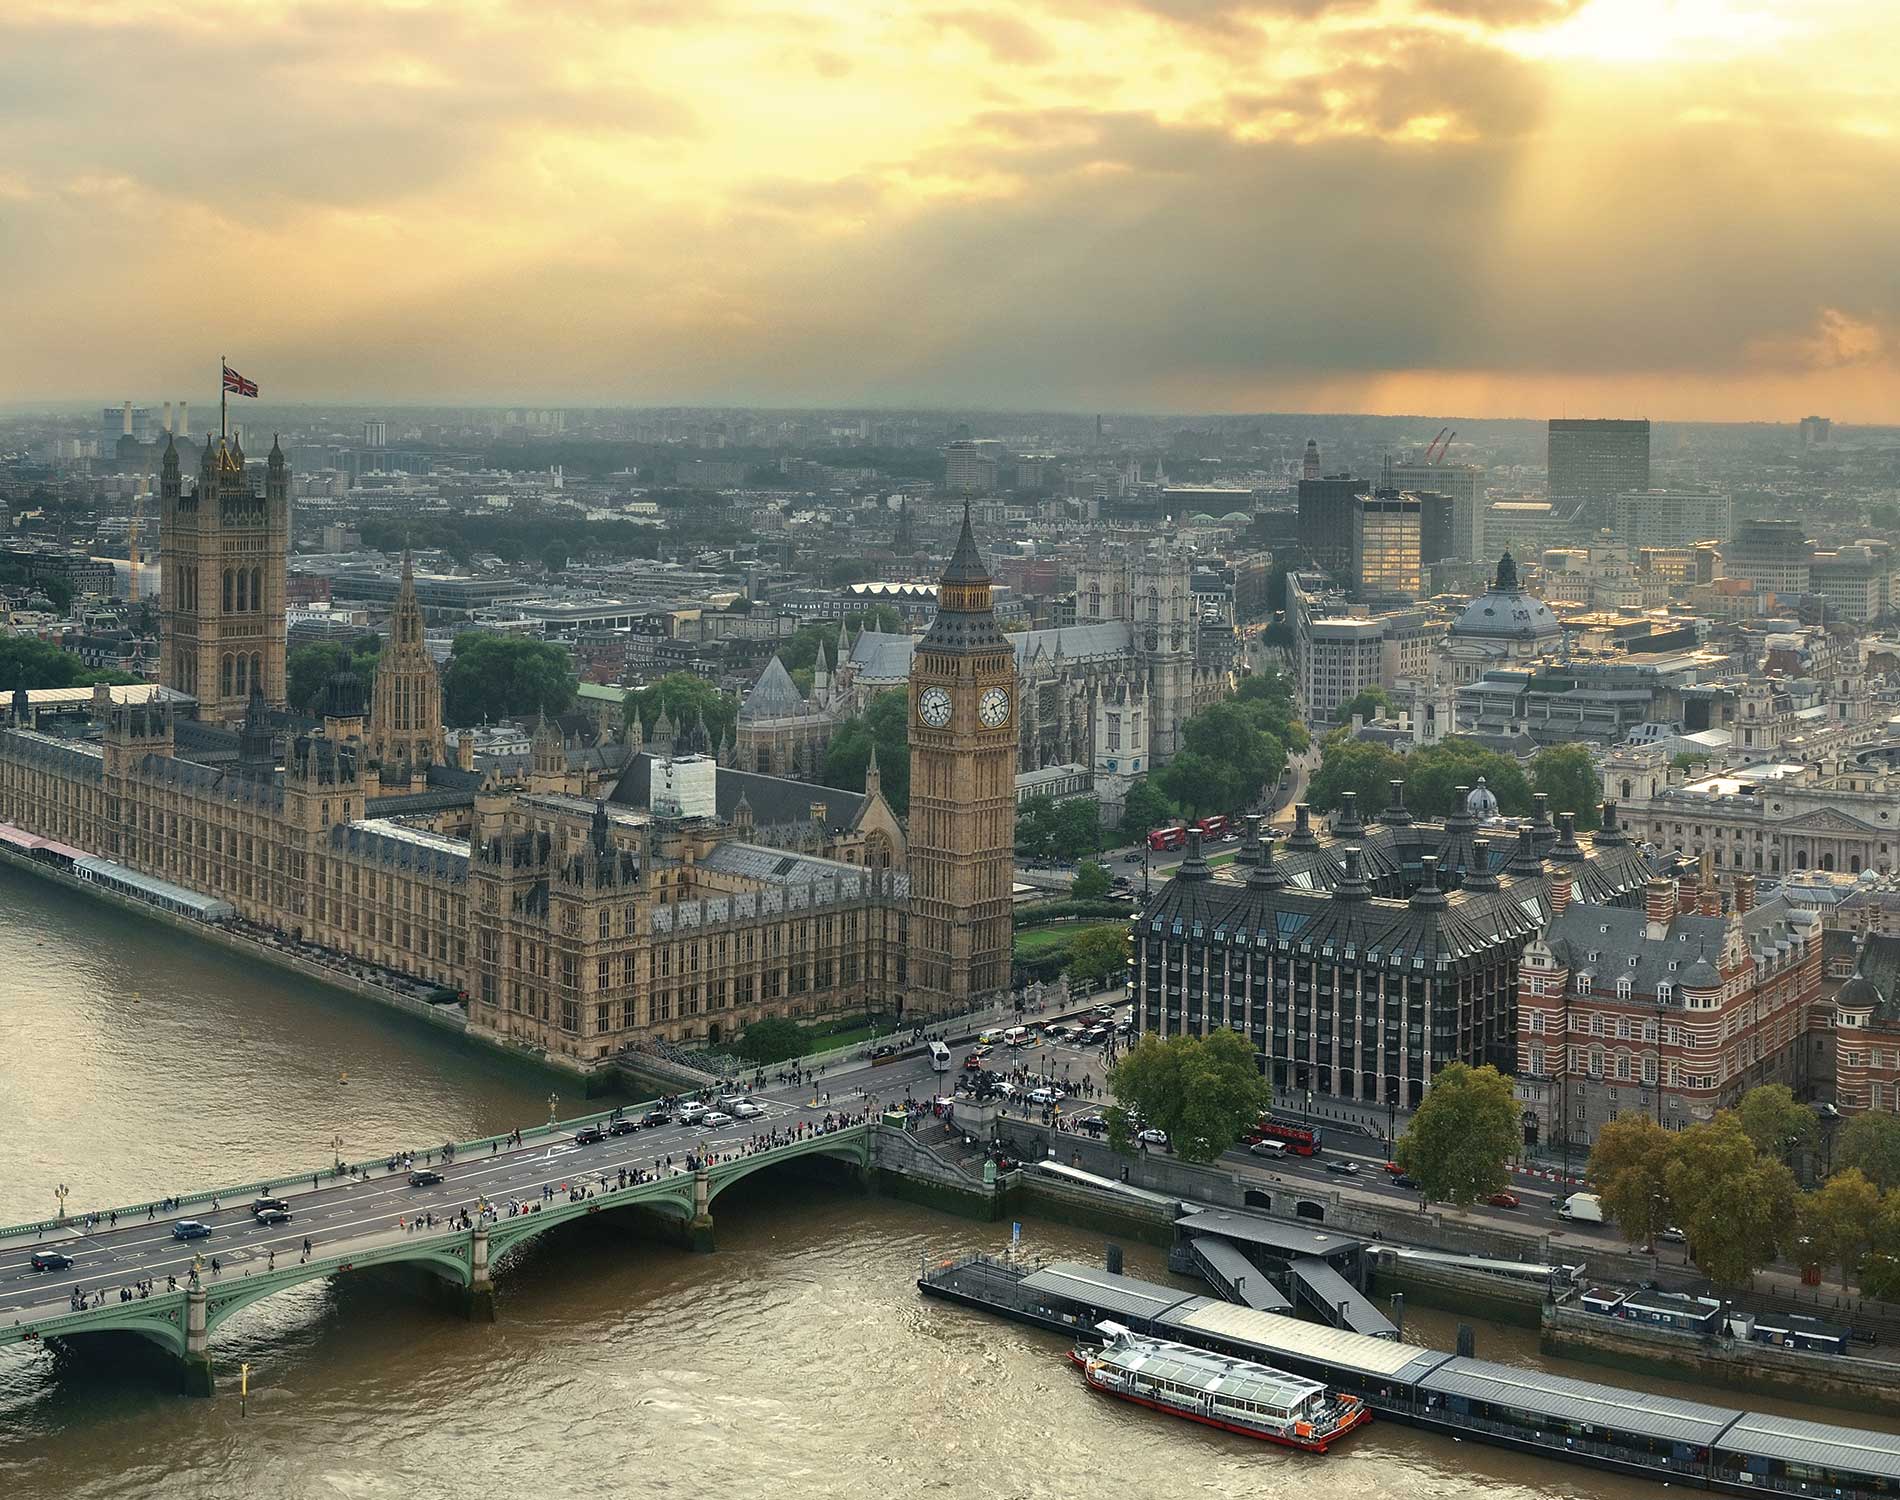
[907,504,1017,1017]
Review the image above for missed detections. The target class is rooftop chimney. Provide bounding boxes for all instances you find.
[121,401,132,435]
[1507,823,1544,876]
[1465,837,1499,891]
[1289,803,1318,852]
[1550,869,1573,916]
[1383,778,1412,826]
[1593,800,1626,848]
[178,400,189,439]
[1335,790,1364,838]
[1331,846,1370,903]
[1733,872,1757,915]
[162,400,173,434]
[1646,877,1676,939]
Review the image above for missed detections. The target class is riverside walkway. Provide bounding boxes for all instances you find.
[0,1094,877,1394]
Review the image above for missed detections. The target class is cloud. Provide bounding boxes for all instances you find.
[1,0,1896,420]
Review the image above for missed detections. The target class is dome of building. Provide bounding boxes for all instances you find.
[1451,552,1563,643]
[1837,970,1882,1011]
[321,669,367,719]
[1189,511,1218,525]
[1466,778,1500,818]
[1221,510,1252,525]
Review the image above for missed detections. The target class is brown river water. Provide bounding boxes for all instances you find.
[0,861,1875,1498]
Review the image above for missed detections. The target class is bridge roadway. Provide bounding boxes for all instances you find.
[0,1046,950,1394]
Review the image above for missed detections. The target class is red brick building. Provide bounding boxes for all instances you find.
[1834,934,1900,1115]
[1516,870,1824,1152]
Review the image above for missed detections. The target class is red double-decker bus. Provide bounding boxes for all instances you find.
[1195,815,1231,840]
[1247,1115,1324,1155]
[1147,825,1187,852]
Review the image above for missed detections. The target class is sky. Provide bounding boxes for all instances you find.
[3,0,1897,421]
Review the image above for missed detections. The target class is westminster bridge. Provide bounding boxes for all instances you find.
[0,1096,881,1395]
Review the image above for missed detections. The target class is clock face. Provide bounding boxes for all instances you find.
[918,686,953,728]
[978,686,1011,728]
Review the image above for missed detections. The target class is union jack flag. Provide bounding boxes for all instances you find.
[221,363,259,398]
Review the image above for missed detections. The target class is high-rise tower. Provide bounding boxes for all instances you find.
[907,504,1017,1016]
[157,428,289,722]
[366,551,444,789]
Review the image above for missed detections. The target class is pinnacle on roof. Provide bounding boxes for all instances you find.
[1177,828,1213,881]
[1247,831,1288,890]
[940,501,991,586]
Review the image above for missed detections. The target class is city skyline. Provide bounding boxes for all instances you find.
[4,0,1896,421]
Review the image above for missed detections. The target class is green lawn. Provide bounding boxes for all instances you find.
[1013,921,1124,961]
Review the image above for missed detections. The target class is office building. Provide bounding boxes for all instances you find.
[1302,439,1321,481]
[1799,416,1832,447]
[1351,491,1421,599]
[1548,419,1650,525]
[1384,459,1485,560]
[1810,545,1891,624]
[1135,797,1653,1108]
[1297,473,1364,576]
[943,441,1001,495]
[363,420,386,448]
[1417,491,1456,566]
[1517,870,1822,1151]
[1611,489,1734,549]
[1723,519,1812,599]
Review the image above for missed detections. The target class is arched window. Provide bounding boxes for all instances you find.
[252,567,263,612]
[235,654,248,696]
[253,653,263,696]
[221,656,234,698]
[1851,855,1863,874]
[222,570,234,612]
[1621,779,1632,799]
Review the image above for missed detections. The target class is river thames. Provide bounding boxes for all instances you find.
[0,862,1867,1499]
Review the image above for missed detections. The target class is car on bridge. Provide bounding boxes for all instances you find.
[252,1197,290,1214]
[677,1101,709,1122]
[698,1111,733,1128]
[253,1207,292,1226]
[1028,1087,1065,1105]
[640,1110,671,1128]
[409,1169,443,1187]
[607,1119,637,1136]
[1325,1160,1360,1176]
[172,1220,212,1240]
[731,1101,765,1119]
[1485,1191,1520,1209]
[572,1126,605,1145]
[30,1250,74,1271]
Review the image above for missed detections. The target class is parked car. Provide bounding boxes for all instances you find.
[1485,1191,1519,1209]
[30,1250,74,1271]
[254,1207,292,1226]
[408,1170,443,1187]
[1657,1225,1688,1244]
[573,1126,604,1145]
[172,1220,212,1240]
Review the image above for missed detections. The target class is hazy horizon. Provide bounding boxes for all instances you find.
[6,0,1897,422]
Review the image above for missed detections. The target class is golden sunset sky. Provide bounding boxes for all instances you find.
[4,0,1896,419]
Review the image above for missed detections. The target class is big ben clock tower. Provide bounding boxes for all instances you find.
[908,504,1018,1017]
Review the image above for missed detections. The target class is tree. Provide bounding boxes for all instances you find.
[1337,687,1393,724]
[286,637,381,714]
[1107,1029,1271,1164]
[1402,738,1532,819]
[735,1016,807,1064]
[821,688,909,814]
[1118,779,1175,845]
[1049,800,1103,860]
[1665,1113,1798,1287]
[541,541,569,575]
[1394,1063,1521,1205]
[1836,1113,1900,1193]
[1531,743,1602,831]
[1799,1169,1883,1287]
[1158,750,1244,821]
[1072,861,1111,900]
[1066,924,1128,987]
[1736,1084,1818,1166]
[1588,1115,1675,1247]
[1863,1193,1900,1301]
[441,633,576,727]
[1307,737,1405,814]
[625,672,739,748]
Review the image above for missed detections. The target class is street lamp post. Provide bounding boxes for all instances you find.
[547,1091,559,1126]
[330,1134,344,1171]
[54,1183,68,1222]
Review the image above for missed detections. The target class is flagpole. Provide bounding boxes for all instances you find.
[220,354,227,440]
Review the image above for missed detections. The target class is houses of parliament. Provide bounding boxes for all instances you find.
[0,435,1016,1069]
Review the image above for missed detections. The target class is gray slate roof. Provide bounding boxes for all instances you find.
[608,752,866,830]
[738,655,809,722]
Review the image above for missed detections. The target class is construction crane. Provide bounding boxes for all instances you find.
[1426,429,1457,463]
[1423,426,1449,463]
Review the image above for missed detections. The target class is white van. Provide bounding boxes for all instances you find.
[928,1040,953,1073]
[1003,1026,1032,1048]
[1558,1192,1606,1224]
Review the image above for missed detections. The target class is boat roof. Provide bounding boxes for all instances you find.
[1101,1334,1327,1410]
[1158,1300,1448,1383]
[1419,1358,1741,1447]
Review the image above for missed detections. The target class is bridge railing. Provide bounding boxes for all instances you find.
[0,1098,675,1244]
